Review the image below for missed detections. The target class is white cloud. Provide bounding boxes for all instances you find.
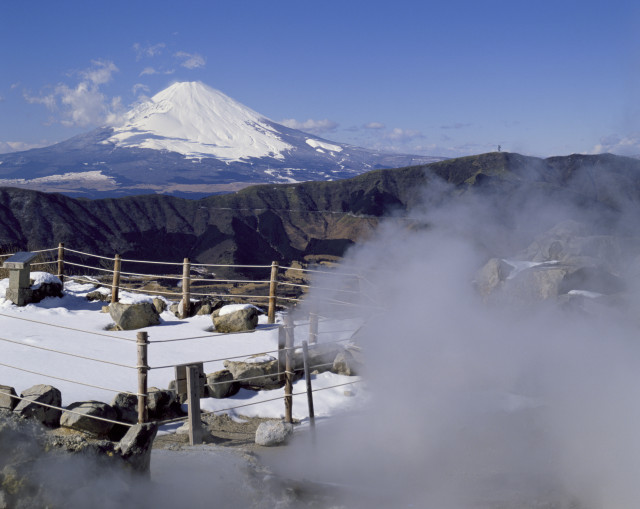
[175,51,206,69]
[441,122,472,130]
[385,127,425,142]
[132,83,150,95]
[139,66,175,76]
[363,121,385,129]
[22,60,123,128]
[280,118,339,134]
[593,134,640,156]
[0,140,48,154]
[133,42,166,60]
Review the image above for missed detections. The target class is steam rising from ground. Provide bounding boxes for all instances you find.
[277,179,640,508]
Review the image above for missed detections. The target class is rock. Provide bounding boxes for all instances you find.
[115,422,158,473]
[475,258,514,296]
[255,420,293,446]
[147,387,180,420]
[13,384,62,427]
[60,401,117,436]
[0,386,17,411]
[29,274,63,303]
[224,355,283,390]
[109,301,160,330]
[293,343,344,373]
[86,290,111,302]
[332,349,361,376]
[212,305,259,333]
[111,392,138,424]
[152,297,167,314]
[206,370,240,399]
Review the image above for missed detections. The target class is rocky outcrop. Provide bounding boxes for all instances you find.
[109,301,160,330]
[212,305,260,333]
[224,355,282,390]
[13,384,62,427]
[60,401,117,436]
[0,386,17,411]
[206,370,240,399]
[115,422,159,473]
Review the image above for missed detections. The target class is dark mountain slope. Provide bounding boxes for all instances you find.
[0,152,638,268]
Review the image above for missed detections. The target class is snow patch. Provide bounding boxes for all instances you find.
[218,303,261,316]
[306,138,343,153]
[105,81,293,162]
[0,170,116,186]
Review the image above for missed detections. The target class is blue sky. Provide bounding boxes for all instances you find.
[1,0,639,158]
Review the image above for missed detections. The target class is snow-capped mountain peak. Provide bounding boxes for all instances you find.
[106,81,292,161]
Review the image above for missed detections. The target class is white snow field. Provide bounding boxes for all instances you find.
[106,81,293,161]
[0,274,365,424]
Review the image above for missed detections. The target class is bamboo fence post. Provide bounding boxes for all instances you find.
[136,331,149,424]
[187,364,203,445]
[309,310,318,345]
[111,254,121,304]
[302,340,315,429]
[56,242,65,283]
[181,257,190,319]
[267,261,279,324]
[284,313,294,423]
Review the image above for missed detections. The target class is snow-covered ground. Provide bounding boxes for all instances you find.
[0,274,366,424]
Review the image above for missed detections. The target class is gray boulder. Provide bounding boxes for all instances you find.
[13,384,62,427]
[152,297,167,314]
[111,392,138,424]
[206,369,240,399]
[0,385,17,411]
[475,257,514,297]
[224,355,282,390]
[115,422,158,473]
[212,306,259,333]
[255,420,293,446]
[30,278,63,303]
[109,301,160,330]
[332,349,362,376]
[86,290,111,302]
[147,387,182,420]
[60,401,117,436]
[293,343,345,374]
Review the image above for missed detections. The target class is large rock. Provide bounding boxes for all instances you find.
[147,387,182,420]
[332,349,362,376]
[293,343,345,374]
[255,420,293,446]
[60,401,117,436]
[109,301,160,330]
[13,384,62,427]
[111,392,138,424]
[115,422,158,473]
[0,385,17,411]
[212,305,260,333]
[206,370,240,399]
[475,257,514,297]
[170,297,223,318]
[224,355,283,390]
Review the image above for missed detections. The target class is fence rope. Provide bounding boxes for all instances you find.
[29,247,59,254]
[64,247,115,261]
[148,325,280,343]
[0,361,141,397]
[0,312,137,343]
[278,265,362,278]
[191,262,272,269]
[30,261,58,267]
[157,379,363,426]
[119,257,184,266]
[190,277,269,284]
[0,335,138,369]
[6,391,134,428]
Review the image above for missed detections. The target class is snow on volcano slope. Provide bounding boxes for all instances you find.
[106,81,293,161]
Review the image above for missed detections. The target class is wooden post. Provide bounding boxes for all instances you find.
[187,364,203,445]
[309,310,319,345]
[111,254,121,304]
[267,261,279,324]
[136,331,148,424]
[181,257,190,319]
[284,313,294,424]
[278,326,286,383]
[302,340,315,429]
[57,242,65,284]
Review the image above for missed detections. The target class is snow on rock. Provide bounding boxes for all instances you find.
[31,272,62,290]
[217,303,262,316]
[105,81,293,161]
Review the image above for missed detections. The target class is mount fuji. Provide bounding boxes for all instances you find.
[0,82,442,198]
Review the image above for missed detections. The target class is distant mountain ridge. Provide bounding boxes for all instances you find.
[0,82,441,198]
[0,152,638,270]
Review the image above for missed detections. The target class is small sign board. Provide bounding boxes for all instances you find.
[174,362,206,398]
[3,252,37,269]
